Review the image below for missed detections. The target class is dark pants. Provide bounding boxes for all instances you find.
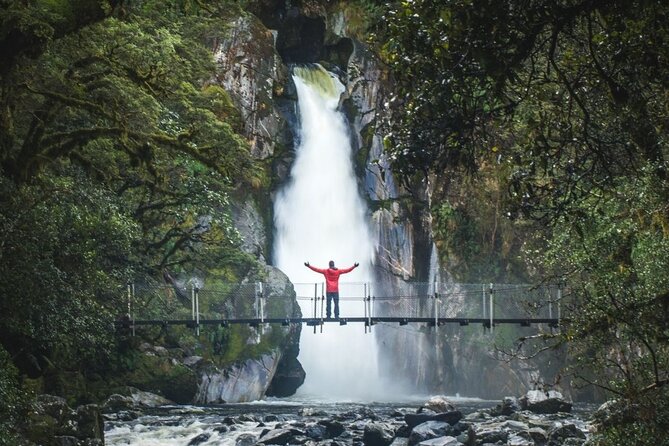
[326,291,340,318]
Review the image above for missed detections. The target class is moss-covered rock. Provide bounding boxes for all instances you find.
[124,354,198,404]
[21,395,103,446]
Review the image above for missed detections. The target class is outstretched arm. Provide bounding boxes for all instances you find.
[305,262,327,274]
[339,262,359,274]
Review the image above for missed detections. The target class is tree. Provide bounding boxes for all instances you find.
[0,0,258,410]
[377,0,669,440]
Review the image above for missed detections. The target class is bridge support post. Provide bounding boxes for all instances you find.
[320,283,324,333]
[557,284,562,327]
[254,284,259,319]
[433,280,438,331]
[364,283,368,333]
[191,285,195,321]
[195,287,200,336]
[127,282,135,336]
[489,283,494,334]
[190,285,200,336]
[257,282,265,336]
[482,284,486,320]
[367,283,373,332]
[313,283,318,334]
[258,282,265,323]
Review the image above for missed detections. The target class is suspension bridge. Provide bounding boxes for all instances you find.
[116,281,567,335]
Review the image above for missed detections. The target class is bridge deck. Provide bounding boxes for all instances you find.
[118,316,561,328]
[121,281,568,334]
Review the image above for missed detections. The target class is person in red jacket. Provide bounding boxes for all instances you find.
[304,260,359,319]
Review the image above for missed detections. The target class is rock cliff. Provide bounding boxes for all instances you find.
[213,0,566,400]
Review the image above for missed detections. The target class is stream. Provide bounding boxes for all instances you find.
[104,396,595,445]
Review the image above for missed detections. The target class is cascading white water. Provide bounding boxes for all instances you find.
[273,64,385,401]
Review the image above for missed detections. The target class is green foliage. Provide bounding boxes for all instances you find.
[0,346,29,445]
[378,0,669,434]
[592,388,669,445]
[543,168,669,403]
[0,172,136,373]
[0,0,260,424]
[431,165,537,283]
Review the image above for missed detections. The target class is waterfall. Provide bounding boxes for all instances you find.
[273,64,385,401]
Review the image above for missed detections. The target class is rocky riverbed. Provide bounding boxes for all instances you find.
[103,393,594,445]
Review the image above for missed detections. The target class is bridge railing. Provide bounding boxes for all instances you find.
[124,280,565,326]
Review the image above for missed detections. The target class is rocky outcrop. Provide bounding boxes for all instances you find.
[103,387,173,411]
[211,13,291,160]
[265,322,305,397]
[21,395,104,446]
[196,352,280,403]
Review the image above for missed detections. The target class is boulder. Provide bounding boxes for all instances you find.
[187,433,211,445]
[319,419,346,438]
[235,433,258,446]
[591,399,637,430]
[507,434,533,446]
[547,423,586,445]
[526,427,548,444]
[305,423,327,440]
[73,404,104,440]
[409,421,456,446]
[259,428,296,445]
[491,397,520,416]
[298,407,328,417]
[103,387,173,412]
[466,424,509,445]
[418,437,462,446]
[363,422,395,446]
[405,411,463,429]
[196,352,281,403]
[519,390,572,414]
[422,396,456,414]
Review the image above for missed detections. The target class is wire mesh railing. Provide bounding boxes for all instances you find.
[123,281,566,329]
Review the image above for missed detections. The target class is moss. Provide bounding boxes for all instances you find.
[355,119,375,177]
[22,413,60,445]
[42,369,89,407]
[124,354,197,404]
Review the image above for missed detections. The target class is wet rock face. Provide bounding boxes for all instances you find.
[248,0,354,65]
[264,329,306,397]
[212,14,289,160]
[196,352,281,403]
[276,15,326,62]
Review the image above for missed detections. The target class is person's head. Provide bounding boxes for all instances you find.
[328,260,335,268]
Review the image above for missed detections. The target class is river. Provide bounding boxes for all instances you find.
[104,396,594,445]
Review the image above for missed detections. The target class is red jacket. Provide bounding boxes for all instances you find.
[307,264,356,292]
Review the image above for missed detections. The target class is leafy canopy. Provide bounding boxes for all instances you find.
[0,0,258,408]
[377,0,669,439]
